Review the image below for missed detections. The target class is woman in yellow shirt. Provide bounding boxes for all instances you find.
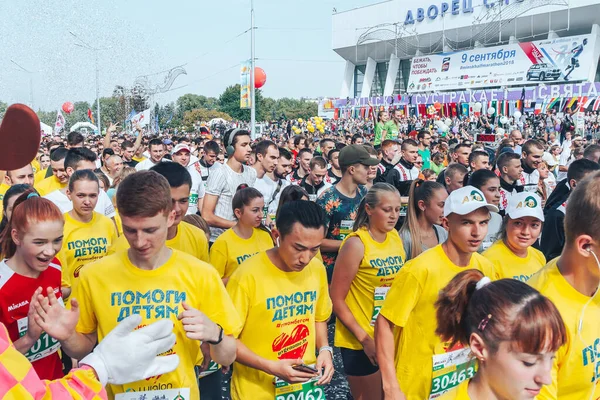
[330,183,405,400]
[434,269,566,400]
[210,185,274,285]
[483,192,545,282]
[58,170,117,297]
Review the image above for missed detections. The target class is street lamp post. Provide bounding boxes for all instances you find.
[250,0,256,139]
[70,31,109,134]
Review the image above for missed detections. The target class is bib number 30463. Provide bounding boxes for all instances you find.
[275,377,325,400]
[429,347,476,399]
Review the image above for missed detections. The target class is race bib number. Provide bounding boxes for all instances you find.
[197,360,219,378]
[18,317,61,362]
[189,193,199,206]
[339,220,353,239]
[429,347,476,399]
[115,388,190,400]
[370,287,390,326]
[275,376,325,400]
[400,199,409,217]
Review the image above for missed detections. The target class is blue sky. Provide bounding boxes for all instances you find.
[0,0,373,111]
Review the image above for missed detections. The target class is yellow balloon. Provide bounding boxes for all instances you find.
[298,118,304,123]
[319,127,324,133]
[308,126,315,133]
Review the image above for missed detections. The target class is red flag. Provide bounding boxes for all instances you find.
[87,108,95,125]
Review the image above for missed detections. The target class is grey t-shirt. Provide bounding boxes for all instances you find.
[400,224,448,262]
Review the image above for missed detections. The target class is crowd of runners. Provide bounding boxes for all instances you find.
[1,108,599,400]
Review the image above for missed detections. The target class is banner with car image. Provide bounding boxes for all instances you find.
[407,33,600,93]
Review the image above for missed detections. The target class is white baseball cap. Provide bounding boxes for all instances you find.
[443,185,499,217]
[171,144,191,155]
[506,192,545,222]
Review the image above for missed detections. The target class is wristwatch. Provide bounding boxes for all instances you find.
[206,324,224,345]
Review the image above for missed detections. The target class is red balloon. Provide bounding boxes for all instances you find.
[254,67,266,89]
[434,102,442,110]
[62,102,74,114]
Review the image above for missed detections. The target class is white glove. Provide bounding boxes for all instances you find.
[80,314,179,385]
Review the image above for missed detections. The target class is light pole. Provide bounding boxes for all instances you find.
[69,31,110,134]
[250,0,256,138]
[10,60,34,109]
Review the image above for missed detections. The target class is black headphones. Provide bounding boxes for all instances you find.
[226,128,243,157]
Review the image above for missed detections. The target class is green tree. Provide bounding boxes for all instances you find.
[176,94,219,119]
[98,96,125,127]
[157,102,180,128]
[218,84,265,121]
[64,101,92,130]
[37,110,56,127]
[182,108,232,131]
[0,101,7,119]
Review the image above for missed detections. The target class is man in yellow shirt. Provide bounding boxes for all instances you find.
[0,163,35,215]
[529,171,600,400]
[34,147,69,196]
[375,185,497,400]
[43,170,241,400]
[227,200,334,400]
[110,162,209,262]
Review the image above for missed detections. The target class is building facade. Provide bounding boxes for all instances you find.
[332,0,600,99]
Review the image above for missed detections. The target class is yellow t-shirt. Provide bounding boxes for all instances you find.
[31,158,40,174]
[34,167,48,184]
[483,240,545,282]
[34,175,66,197]
[209,227,274,279]
[113,209,123,236]
[334,227,406,350]
[110,221,209,263]
[437,380,471,399]
[57,212,117,291]
[227,251,332,400]
[74,249,242,400]
[0,183,10,217]
[132,155,147,162]
[529,258,600,400]
[379,244,495,400]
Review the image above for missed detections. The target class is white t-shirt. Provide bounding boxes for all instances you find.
[186,164,206,215]
[542,152,559,167]
[557,149,573,181]
[205,163,257,242]
[253,175,290,217]
[192,160,222,188]
[134,158,170,171]
[44,189,116,218]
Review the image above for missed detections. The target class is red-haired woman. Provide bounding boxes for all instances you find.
[434,270,567,399]
[0,191,65,380]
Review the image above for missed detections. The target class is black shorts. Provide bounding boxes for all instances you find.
[196,368,222,400]
[340,347,379,377]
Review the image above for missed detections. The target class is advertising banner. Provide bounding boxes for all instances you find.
[407,33,600,93]
[240,60,251,109]
[327,82,600,109]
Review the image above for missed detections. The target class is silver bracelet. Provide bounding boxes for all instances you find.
[319,346,333,356]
